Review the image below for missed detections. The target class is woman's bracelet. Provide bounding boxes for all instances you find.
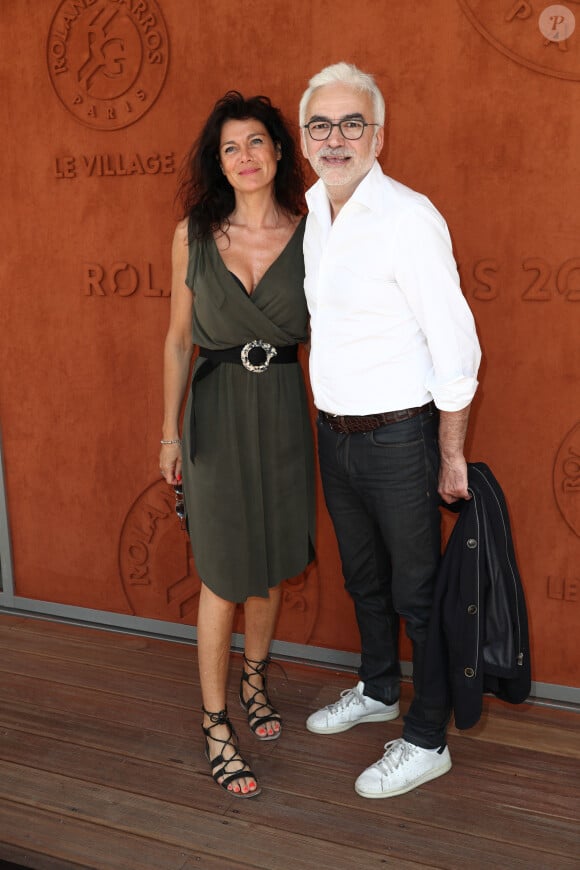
[160,438,182,445]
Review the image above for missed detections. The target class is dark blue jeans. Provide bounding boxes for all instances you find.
[317,404,449,749]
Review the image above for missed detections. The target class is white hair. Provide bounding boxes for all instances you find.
[299,62,386,128]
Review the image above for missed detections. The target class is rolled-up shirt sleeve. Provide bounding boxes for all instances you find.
[393,204,481,412]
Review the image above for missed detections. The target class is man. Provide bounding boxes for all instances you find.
[299,62,481,798]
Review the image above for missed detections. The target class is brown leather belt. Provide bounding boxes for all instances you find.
[319,401,435,434]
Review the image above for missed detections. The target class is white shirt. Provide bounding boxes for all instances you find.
[304,161,481,415]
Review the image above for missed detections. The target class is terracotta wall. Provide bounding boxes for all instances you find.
[1,0,579,688]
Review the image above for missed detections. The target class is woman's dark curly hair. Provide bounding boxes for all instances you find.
[176,91,305,239]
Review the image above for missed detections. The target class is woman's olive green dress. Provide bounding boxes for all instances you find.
[182,217,315,603]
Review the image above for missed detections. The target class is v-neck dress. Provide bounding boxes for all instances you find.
[181,216,315,603]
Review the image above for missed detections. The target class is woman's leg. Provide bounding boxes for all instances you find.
[197,582,258,795]
[241,584,283,738]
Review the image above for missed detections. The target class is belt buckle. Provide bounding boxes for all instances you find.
[241,339,277,373]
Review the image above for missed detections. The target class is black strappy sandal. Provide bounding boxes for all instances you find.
[239,655,282,742]
[202,706,261,798]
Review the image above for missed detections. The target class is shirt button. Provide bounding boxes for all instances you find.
[466,538,478,549]
[464,667,475,678]
[467,604,478,615]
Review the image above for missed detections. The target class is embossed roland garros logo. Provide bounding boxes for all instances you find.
[47,0,169,130]
[458,0,580,81]
[554,423,580,538]
[118,479,320,641]
[118,479,201,621]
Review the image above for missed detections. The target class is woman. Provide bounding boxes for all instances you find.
[159,92,315,798]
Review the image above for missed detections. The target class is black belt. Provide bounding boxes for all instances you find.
[189,341,299,461]
[199,341,298,371]
[319,401,436,434]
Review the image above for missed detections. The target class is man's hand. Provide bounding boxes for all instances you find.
[438,456,469,504]
[438,406,472,504]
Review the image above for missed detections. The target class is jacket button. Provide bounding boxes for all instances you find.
[464,667,475,678]
[467,604,478,615]
[466,538,477,549]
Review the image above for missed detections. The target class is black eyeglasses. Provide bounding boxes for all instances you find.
[173,483,185,525]
[303,118,379,141]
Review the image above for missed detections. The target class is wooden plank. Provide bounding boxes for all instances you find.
[0,666,577,819]
[277,725,580,797]
[0,615,196,662]
[0,621,198,681]
[448,713,580,758]
[0,670,577,823]
[1,698,577,832]
[6,629,577,771]
[0,800,251,870]
[0,640,331,719]
[0,614,577,869]
[0,663,372,741]
[0,698,194,766]
[0,678,578,820]
[0,616,362,698]
[1,615,576,731]
[0,762,429,870]
[0,647,195,706]
[0,843,85,870]
[276,685,580,759]
[0,671,193,735]
[0,619,358,705]
[0,719,577,866]
[278,733,580,824]
[275,677,580,749]
[0,852,86,870]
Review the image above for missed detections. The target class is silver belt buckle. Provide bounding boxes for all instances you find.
[241,339,277,373]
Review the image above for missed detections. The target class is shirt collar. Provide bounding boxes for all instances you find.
[306,160,385,222]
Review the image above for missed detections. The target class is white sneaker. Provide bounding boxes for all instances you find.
[306,682,399,735]
[355,738,452,798]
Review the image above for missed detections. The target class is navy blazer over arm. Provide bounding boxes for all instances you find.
[422,462,531,730]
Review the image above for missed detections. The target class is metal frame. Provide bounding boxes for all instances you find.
[0,427,14,600]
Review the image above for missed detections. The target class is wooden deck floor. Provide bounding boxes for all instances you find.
[0,614,577,870]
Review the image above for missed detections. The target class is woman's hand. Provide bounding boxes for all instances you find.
[160,442,183,485]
